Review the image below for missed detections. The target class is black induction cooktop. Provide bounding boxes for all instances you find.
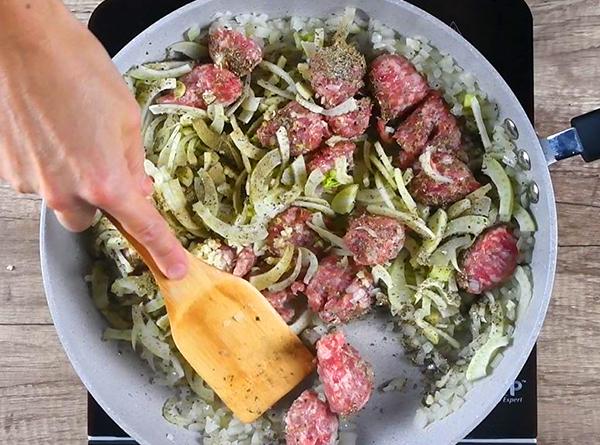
[87,1,537,444]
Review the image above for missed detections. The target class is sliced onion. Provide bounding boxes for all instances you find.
[293,200,335,216]
[250,245,294,290]
[393,168,418,215]
[443,215,489,239]
[193,201,267,245]
[420,147,453,184]
[374,173,395,209]
[167,41,208,60]
[470,96,492,149]
[447,198,471,219]
[230,128,268,160]
[198,170,219,216]
[292,155,307,186]
[249,149,282,203]
[257,79,296,100]
[268,249,304,292]
[276,126,290,165]
[128,62,192,80]
[192,118,221,150]
[289,309,313,335]
[304,169,324,197]
[300,247,319,284]
[374,142,395,174]
[429,235,473,271]
[367,205,435,240]
[321,98,358,117]
[259,60,298,93]
[307,213,350,251]
[149,104,207,119]
[157,179,204,235]
[295,95,324,113]
[208,103,226,134]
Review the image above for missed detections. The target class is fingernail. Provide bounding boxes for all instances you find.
[167,263,187,280]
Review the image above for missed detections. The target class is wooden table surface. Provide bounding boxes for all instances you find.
[1,0,599,444]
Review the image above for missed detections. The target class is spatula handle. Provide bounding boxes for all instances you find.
[102,211,165,279]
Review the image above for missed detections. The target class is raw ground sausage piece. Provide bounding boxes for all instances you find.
[257,101,330,156]
[208,27,263,76]
[232,246,257,277]
[307,141,356,174]
[285,390,339,445]
[343,213,406,266]
[369,54,430,122]
[393,91,462,169]
[266,207,322,256]
[320,272,374,325]
[305,256,374,324]
[326,97,373,139]
[158,64,243,109]
[409,151,480,207]
[316,331,374,416]
[458,225,519,294]
[309,40,367,109]
[262,286,299,323]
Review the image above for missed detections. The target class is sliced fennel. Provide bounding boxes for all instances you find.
[482,155,514,223]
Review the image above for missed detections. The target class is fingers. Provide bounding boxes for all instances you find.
[105,189,189,280]
[54,201,98,232]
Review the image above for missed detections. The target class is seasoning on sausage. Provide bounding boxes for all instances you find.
[369,54,429,122]
[305,256,374,324]
[393,91,462,169]
[409,151,480,207]
[326,97,373,139]
[267,207,322,256]
[458,225,519,294]
[285,390,339,445]
[262,286,299,323]
[316,331,374,416]
[208,27,263,76]
[309,40,366,108]
[158,64,243,109]
[343,214,406,266]
[307,141,356,174]
[257,101,329,156]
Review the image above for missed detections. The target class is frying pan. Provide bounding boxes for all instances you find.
[40,1,600,444]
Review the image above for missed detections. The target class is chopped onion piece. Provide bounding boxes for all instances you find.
[307,213,350,251]
[447,199,471,219]
[167,41,208,59]
[149,104,207,119]
[430,235,473,271]
[331,184,359,214]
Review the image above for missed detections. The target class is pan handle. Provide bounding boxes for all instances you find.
[541,109,600,165]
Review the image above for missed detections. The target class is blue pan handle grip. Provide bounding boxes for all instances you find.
[543,109,600,164]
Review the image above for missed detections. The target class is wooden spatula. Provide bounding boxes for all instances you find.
[104,213,315,423]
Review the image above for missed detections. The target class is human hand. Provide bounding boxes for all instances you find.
[0,0,188,279]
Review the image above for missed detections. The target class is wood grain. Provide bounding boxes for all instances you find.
[0,0,598,444]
